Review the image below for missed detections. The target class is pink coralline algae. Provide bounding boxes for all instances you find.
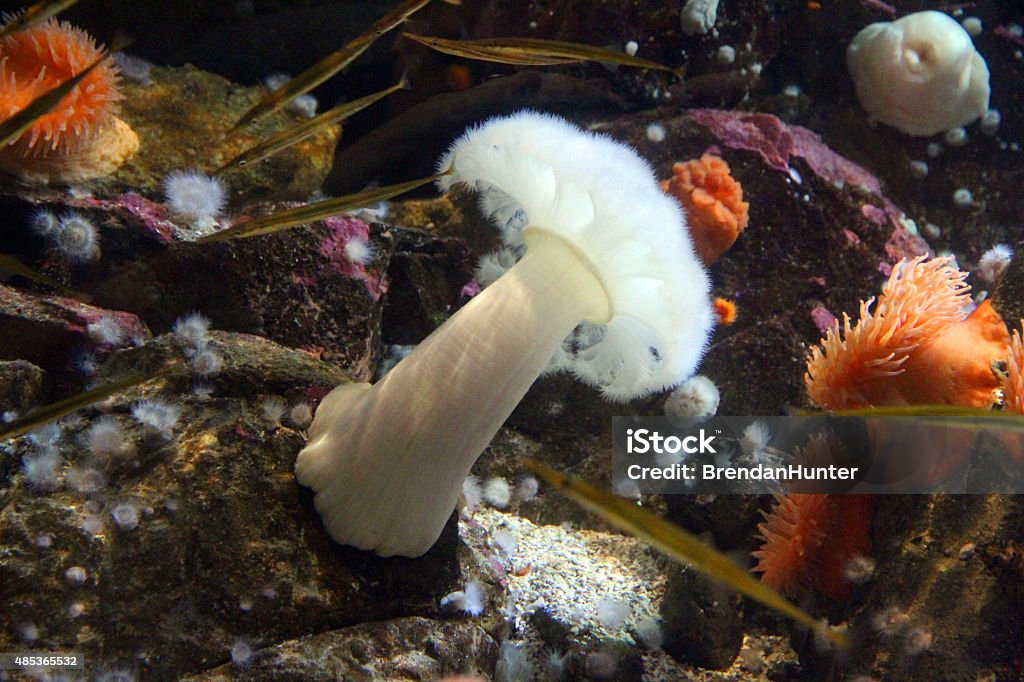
[85,192,179,244]
[810,306,838,335]
[860,0,897,17]
[994,26,1024,48]
[460,279,481,299]
[73,302,149,346]
[688,109,931,264]
[860,203,888,225]
[688,109,880,192]
[0,284,149,359]
[314,216,387,300]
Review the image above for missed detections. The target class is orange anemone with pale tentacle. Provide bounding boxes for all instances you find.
[753,491,874,600]
[660,153,749,265]
[0,17,138,183]
[805,256,1009,410]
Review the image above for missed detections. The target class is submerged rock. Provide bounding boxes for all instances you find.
[0,334,460,678]
[111,63,339,203]
[184,616,498,681]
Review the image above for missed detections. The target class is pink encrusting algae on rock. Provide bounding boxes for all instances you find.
[315,216,387,300]
[687,109,930,266]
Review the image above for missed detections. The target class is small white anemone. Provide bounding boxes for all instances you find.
[976,244,1013,283]
[343,237,375,265]
[847,10,990,136]
[295,111,712,557]
[664,374,719,424]
[162,170,227,229]
[55,213,100,262]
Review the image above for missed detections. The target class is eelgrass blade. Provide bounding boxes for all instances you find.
[216,76,408,174]
[826,404,1019,417]
[0,368,178,440]
[402,33,685,77]
[197,173,442,243]
[802,405,1024,433]
[0,253,76,295]
[0,35,131,148]
[231,0,431,131]
[523,458,846,648]
[0,0,81,39]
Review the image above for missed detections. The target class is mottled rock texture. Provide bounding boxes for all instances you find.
[0,334,460,679]
[185,617,498,681]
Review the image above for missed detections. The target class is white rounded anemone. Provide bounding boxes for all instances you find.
[295,111,712,557]
[847,10,990,137]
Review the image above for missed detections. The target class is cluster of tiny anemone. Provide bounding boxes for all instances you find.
[30,209,100,262]
[131,399,181,440]
[172,312,223,383]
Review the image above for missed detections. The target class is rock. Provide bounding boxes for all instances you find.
[379,225,476,347]
[0,360,45,414]
[84,216,390,378]
[1,194,473,381]
[110,64,339,203]
[833,494,1024,681]
[0,284,150,387]
[0,60,337,201]
[0,333,460,678]
[462,508,667,680]
[991,252,1024,331]
[183,616,498,681]
[325,72,627,195]
[660,566,744,670]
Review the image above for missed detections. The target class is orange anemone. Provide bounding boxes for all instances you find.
[0,18,138,183]
[660,154,749,265]
[805,256,1009,410]
[753,490,874,600]
[713,296,737,325]
[758,256,1013,600]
